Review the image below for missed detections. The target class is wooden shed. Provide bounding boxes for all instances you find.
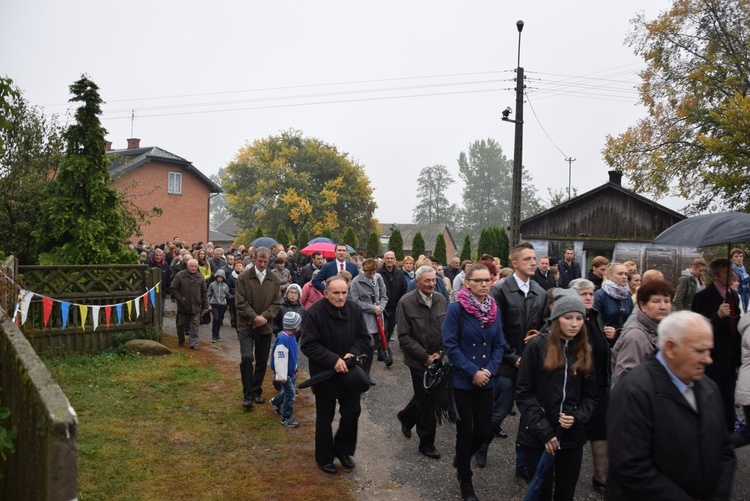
[520,171,697,284]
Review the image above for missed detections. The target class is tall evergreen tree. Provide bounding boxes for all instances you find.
[477,227,492,258]
[343,227,358,251]
[276,225,290,247]
[388,227,405,261]
[498,227,510,265]
[412,231,426,259]
[321,227,333,240]
[433,233,447,265]
[254,226,264,240]
[298,227,311,248]
[366,231,380,258]
[34,76,139,265]
[459,235,472,263]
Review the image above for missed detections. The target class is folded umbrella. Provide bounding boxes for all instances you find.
[298,355,368,389]
[522,450,555,501]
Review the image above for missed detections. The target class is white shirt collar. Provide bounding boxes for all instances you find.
[513,273,530,295]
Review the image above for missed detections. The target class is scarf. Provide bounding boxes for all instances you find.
[602,279,630,300]
[456,288,497,328]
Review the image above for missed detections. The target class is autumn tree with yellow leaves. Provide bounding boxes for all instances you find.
[603,0,750,213]
[222,129,378,244]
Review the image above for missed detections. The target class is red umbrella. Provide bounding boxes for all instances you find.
[300,242,336,259]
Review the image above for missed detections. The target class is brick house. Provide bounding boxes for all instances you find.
[107,138,222,247]
[379,223,458,261]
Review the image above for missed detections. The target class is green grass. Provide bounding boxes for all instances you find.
[45,340,354,501]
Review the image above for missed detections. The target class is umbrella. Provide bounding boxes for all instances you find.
[652,212,750,247]
[522,451,555,501]
[301,242,356,258]
[298,355,368,389]
[308,237,335,245]
[375,313,393,364]
[250,237,279,248]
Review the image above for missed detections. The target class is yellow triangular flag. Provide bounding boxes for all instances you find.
[156,283,160,293]
[79,304,88,329]
[126,300,133,320]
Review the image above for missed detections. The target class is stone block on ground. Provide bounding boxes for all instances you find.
[123,339,172,356]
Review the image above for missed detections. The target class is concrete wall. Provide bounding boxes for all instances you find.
[0,310,78,500]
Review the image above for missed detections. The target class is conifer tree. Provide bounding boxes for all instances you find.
[388,227,404,261]
[459,235,472,263]
[434,233,447,265]
[412,231,426,259]
[366,231,380,258]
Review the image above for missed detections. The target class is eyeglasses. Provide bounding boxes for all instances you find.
[468,278,492,285]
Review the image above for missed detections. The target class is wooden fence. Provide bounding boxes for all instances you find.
[9,262,162,356]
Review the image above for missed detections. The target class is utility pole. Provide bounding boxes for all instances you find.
[509,20,525,247]
[565,157,576,200]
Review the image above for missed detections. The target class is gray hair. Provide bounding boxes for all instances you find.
[657,310,712,350]
[415,265,436,281]
[254,246,271,259]
[569,278,595,292]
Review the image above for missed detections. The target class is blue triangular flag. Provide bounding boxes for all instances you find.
[149,289,155,307]
[60,301,70,331]
[115,304,123,325]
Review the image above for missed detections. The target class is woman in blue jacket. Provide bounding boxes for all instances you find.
[442,263,504,501]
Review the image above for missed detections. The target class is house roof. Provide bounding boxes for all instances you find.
[520,179,685,227]
[214,216,241,238]
[379,223,456,252]
[209,228,235,244]
[107,146,222,193]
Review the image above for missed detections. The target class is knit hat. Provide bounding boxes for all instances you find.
[286,283,302,298]
[550,288,586,321]
[283,311,302,331]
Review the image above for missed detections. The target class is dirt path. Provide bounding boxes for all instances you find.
[162,303,750,500]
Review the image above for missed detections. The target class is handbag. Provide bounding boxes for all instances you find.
[422,309,464,424]
[201,311,211,324]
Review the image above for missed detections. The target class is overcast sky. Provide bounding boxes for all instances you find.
[1,0,681,225]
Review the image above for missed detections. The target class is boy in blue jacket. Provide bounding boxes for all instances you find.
[270,311,301,427]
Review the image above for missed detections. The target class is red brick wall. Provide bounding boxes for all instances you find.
[111,161,211,246]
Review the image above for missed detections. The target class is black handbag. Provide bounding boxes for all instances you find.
[201,311,211,324]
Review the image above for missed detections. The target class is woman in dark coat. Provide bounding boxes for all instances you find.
[442,264,504,501]
[594,263,634,339]
[586,256,610,290]
[515,290,597,501]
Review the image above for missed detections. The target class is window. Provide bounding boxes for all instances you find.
[168,172,182,195]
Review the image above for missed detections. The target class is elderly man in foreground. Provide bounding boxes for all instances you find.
[607,310,735,500]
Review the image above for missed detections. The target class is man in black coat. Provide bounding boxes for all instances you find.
[298,251,326,288]
[607,311,735,500]
[531,255,556,291]
[377,251,408,348]
[480,242,550,475]
[558,247,581,289]
[300,276,371,475]
[691,257,742,433]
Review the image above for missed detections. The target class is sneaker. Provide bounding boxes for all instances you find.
[281,418,299,428]
[216,337,222,342]
[211,339,217,343]
[269,400,282,415]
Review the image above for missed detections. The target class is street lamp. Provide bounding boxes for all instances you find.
[507,20,525,247]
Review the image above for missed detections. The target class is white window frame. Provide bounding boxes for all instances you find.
[168,172,182,195]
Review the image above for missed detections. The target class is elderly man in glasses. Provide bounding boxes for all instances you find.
[477,242,550,478]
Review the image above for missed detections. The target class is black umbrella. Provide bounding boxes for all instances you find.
[652,212,750,247]
[250,237,279,248]
[298,355,368,389]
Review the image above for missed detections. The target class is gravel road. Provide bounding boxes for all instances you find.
[163,303,750,500]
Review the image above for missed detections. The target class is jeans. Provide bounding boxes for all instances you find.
[210,304,227,340]
[270,374,297,420]
[525,446,583,501]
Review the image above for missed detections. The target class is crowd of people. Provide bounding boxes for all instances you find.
[135,236,748,500]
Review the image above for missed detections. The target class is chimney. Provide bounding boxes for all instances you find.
[608,170,622,186]
[127,138,141,149]
[105,141,113,151]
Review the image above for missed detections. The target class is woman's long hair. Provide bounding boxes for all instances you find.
[542,318,592,377]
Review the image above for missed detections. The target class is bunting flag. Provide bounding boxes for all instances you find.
[13,301,19,327]
[92,305,100,331]
[20,289,35,325]
[156,283,160,294]
[126,300,133,321]
[79,304,88,329]
[115,304,123,325]
[134,297,140,319]
[104,306,112,328]
[142,293,148,312]
[42,297,53,328]
[60,302,70,331]
[149,289,155,308]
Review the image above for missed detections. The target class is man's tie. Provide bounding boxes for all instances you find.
[340,263,344,272]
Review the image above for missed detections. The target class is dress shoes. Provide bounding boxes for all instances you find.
[495,427,508,439]
[419,446,441,459]
[515,466,530,482]
[474,444,488,468]
[336,454,355,469]
[319,463,337,474]
[242,399,254,411]
[397,413,412,438]
[253,395,265,404]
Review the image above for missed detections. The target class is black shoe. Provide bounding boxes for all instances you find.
[474,444,488,468]
[495,427,508,439]
[397,413,412,438]
[242,399,254,411]
[384,359,393,367]
[592,477,606,494]
[377,355,384,361]
[419,446,441,459]
[336,454,355,469]
[459,479,479,501]
[515,466,529,482]
[319,463,337,474]
[253,395,265,404]
[509,409,517,416]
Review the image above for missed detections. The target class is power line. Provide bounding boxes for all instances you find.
[524,92,569,159]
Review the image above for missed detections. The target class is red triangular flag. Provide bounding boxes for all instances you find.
[42,297,53,328]
[143,294,148,312]
[104,305,112,328]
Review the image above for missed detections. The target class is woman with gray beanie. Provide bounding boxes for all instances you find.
[515,289,598,501]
